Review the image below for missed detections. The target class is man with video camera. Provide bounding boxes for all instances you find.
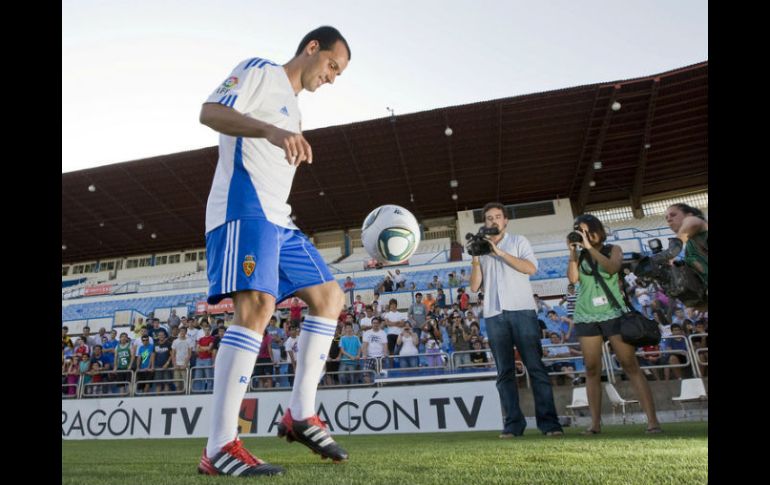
[469,202,563,438]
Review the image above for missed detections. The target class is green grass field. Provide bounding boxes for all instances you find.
[62,422,707,485]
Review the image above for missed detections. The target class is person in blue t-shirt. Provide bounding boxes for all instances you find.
[338,322,361,384]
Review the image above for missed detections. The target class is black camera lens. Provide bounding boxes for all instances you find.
[567,231,583,244]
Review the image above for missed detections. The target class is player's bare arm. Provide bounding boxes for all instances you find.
[199,103,312,166]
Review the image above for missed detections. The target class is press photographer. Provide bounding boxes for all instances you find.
[634,203,707,309]
[566,214,661,435]
[469,202,563,437]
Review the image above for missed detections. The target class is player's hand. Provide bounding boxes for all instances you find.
[267,127,313,166]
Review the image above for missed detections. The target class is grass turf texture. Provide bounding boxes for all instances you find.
[62,422,707,485]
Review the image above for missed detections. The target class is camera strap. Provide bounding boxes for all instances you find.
[586,253,632,312]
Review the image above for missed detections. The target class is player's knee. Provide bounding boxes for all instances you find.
[316,285,346,316]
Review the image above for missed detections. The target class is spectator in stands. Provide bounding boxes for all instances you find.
[542,332,581,385]
[289,297,303,327]
[533,294,551,315]
[422,292,436,314]
[112,333,133,394]
[371,292,384,315]
[428,275,443,289]
[396,326,420,369]
[634,280,653,318]
[682,319,695,336]
[459,268,470,285]
[284,326,300,387]
[448,272,460,287]
[388,268,406,289]
[344,276,356,293]
[567,213,661,434]
[194,323,215,392]
[469,321,483,342]
[153,331,174,393]
[168,309,181,330]
[361,317,388,379]
[659,203,708,308]
[63,357,79,396]
[469,339,490,368]
[457,287,470,312]
[662,324,689,380]
[149,318,167,340]
[61,342,75,365]
[342,312,360,337]
[380,275,395,293]
[359,305,375,333]
[171,327,193,393]
[81,326,101,348]
[421,319,444,368]
[338,322,361,385]
[408,282,416,291]
[470,202,563,437]
[450,314,472,368]
[623,268,638,293]
[382,298,408,363]
[266,317,285,370]
[408,293,427,335]
[169,325,181,343]
[544,310,574,342]
[436,288,447,309]
[637,344,662,380]
[558,283,578,319]
[62,326,73,349]
[74,338,89,358]
[87,345,108,395]
[350,294,364,316]
[132,326,154,355]
[132,335,155,394]
[671,308,687,325]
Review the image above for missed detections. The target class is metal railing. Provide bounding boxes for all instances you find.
[687,333,708,378]
[603,335,696,383]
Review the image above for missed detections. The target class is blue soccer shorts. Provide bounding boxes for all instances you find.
[206,218,334,304]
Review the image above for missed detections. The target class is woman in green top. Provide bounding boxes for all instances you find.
[567,214,661,435]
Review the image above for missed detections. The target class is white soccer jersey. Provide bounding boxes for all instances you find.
[204,57,301,234]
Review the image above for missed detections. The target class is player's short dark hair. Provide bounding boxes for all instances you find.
[296,26,351,59]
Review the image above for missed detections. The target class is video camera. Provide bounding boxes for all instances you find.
[567,224,584,244]
[465,226,500,256]
[628,238,707,308]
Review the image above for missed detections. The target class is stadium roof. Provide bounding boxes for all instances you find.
[62,61,707,264]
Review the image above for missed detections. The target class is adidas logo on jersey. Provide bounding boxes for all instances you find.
[280,106,289,116]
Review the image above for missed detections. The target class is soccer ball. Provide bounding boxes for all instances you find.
[361,205,420,264]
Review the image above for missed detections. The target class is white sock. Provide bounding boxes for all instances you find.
[288,315,337,420]
[206,325,262,457]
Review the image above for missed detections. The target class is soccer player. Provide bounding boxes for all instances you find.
[196,26,351,477]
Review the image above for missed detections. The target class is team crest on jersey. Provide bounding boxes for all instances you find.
[216,76,239,95]
[243,255,256,277]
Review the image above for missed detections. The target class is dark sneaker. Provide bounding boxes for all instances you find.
[198,438,284,476]
[277,409,349,462]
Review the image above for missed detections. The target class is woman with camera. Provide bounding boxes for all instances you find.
[661,203,708,304]
[567,214,661,435]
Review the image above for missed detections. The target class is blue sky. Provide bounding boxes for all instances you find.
[62,0,707,173]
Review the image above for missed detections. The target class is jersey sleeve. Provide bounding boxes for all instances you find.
[205,57,274,114]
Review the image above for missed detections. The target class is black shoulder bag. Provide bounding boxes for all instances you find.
[585,249,661,347]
